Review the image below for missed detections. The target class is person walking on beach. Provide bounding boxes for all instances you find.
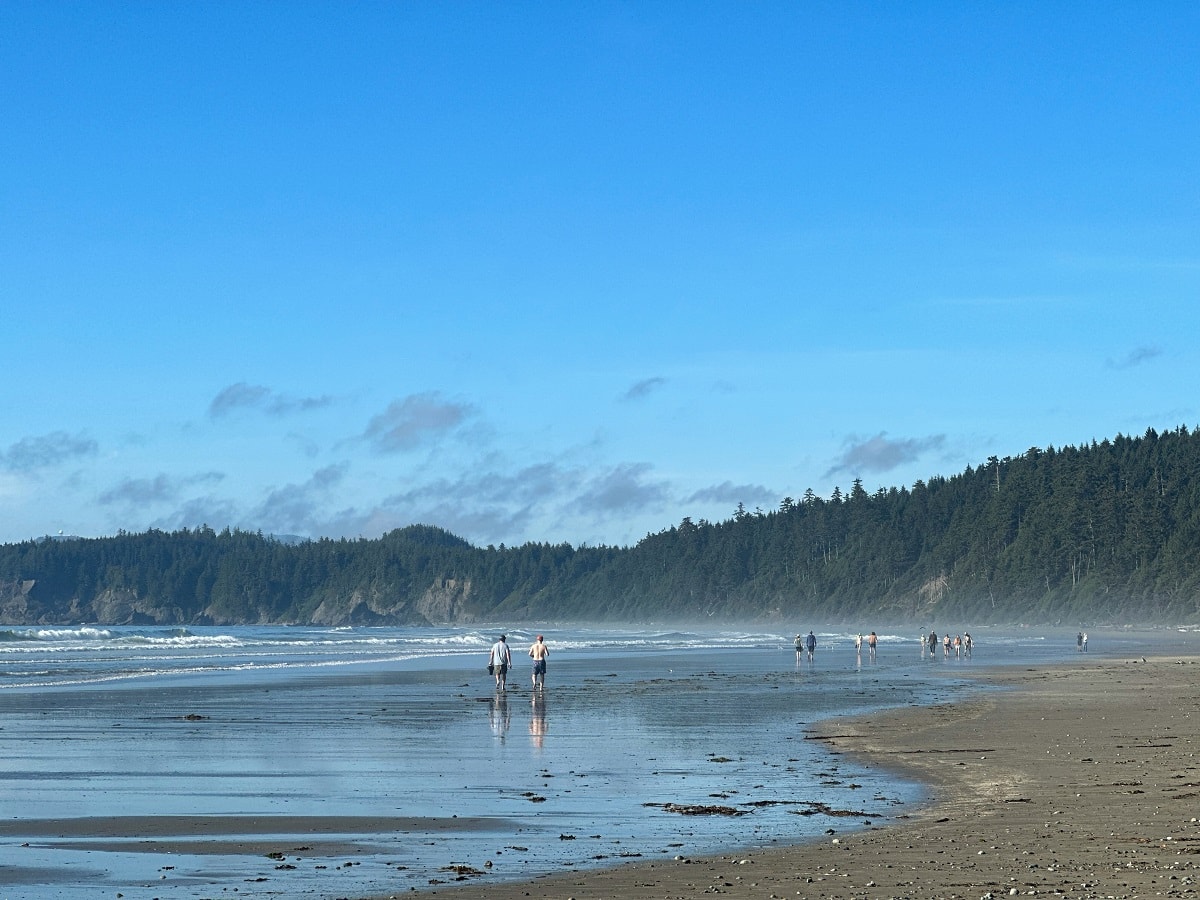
[805,630,816,662]
[867,631,877,662]
[964,632,973,657]
[1077,631,1084,652]
[794,634,804,661]
[528,634,549,689]
[1082,632,1088,652]
[928,631,938,659]
[489,635,512,690]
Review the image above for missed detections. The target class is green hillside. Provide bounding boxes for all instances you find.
[3,427,1199,626]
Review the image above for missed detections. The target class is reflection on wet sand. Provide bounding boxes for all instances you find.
[529,691,547,749]
[489,691,511,739]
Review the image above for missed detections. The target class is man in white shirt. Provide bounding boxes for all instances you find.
[489,635,512,690]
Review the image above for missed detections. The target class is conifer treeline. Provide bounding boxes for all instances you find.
[2,426,1199,625]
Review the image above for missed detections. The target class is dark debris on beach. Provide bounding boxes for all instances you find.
[645,802,746,816]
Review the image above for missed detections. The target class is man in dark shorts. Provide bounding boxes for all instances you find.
[528,634,549,689]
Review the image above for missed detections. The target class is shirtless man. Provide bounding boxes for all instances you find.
[528,634,549,689]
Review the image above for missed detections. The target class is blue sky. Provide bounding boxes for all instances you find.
[2,2,1197,548]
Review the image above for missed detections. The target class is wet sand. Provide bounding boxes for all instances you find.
[0,814,505,857]
[3,653,1197,899]
[411,654,1200,900]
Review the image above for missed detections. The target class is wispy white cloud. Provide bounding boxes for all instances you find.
[249,464,348,535]
[1106,345,1162,370]
[291,459,677,546]
[825,432,946,477]
[209,382,334,418]
[685,480,775,510]
[149,497,241,534]
[366,462,580,543]
[573,462,670,516]
[129,467,344,537]
[363,392,474,453]
[1,431,98,472]
[621,377,667,401]
[98,471,225,507]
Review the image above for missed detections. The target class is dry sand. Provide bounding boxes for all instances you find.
[410,655,1200,900]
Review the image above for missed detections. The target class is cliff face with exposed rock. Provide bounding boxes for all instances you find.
[0,579,38,623]
[0,576,478,627]
[0,580,201,626]
[304,578,476,626]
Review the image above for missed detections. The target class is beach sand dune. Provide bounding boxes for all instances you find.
[410,657,1200,900]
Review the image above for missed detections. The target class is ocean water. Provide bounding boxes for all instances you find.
[0,623,1193,899]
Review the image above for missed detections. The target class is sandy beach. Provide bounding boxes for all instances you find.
[3,630,1198,899]
[412,654,1200,900]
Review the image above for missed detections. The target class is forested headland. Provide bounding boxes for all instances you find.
[3,426,1200,627]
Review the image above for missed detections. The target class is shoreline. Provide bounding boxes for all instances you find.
[2,650,1197,899]
[405,654,1200,899]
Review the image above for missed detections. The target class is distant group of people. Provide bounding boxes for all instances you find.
[487,633,550,690]
[789,629,986,663]
[795,630,817,661]
[794,630,878,662]
[791,629,1099,661]
[922,630,973,659]
[854,631,879,662]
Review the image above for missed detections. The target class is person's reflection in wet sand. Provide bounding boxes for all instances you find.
[489,691,511,741]
[529,691,547,749]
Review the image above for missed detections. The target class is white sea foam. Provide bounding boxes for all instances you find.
[2,623,1175,692]
[0,625,116,642]
[116,633,242,647]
